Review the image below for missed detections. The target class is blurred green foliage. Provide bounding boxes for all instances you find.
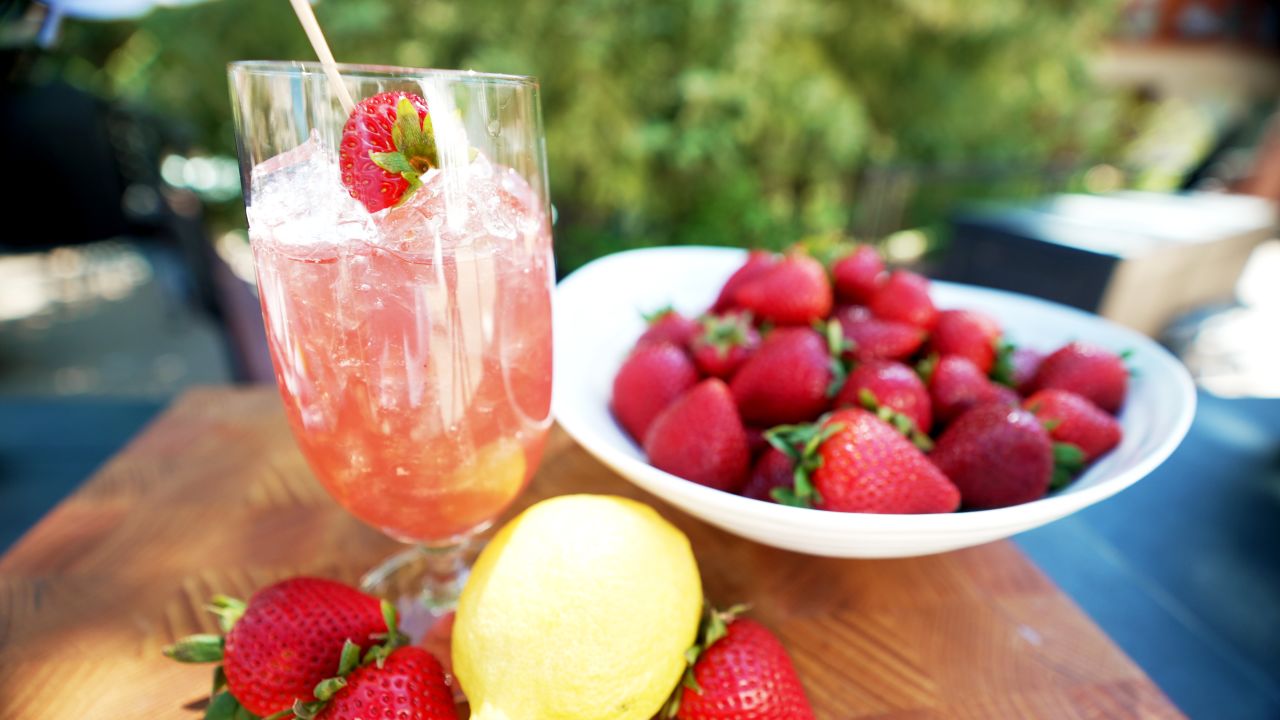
[40,0,1123,271]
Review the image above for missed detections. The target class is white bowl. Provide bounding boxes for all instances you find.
[552,246,1196,557]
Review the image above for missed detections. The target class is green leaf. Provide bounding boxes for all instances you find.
[857,388,879,411]
[369,151,415,176]
[203,692,248,720]
[334,640,359,677]
[313,677,348,702]
[1053,442,1085,470]
[990,340,1017,387]
[164,634,224,663]
[211,665,228,696]
[916,354,939,383]
[208,595,247,633]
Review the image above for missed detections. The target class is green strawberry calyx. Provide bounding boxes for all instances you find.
[763,419,843,508]
[661,603,751,718]
[368,97,439,207]
[990,340,1018,387]
[1050,441,1086,491]
[822,318,852,398]
[697,312,754,359]
[855,388,933,452]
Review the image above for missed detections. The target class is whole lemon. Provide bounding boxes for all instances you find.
[453,494,702,720]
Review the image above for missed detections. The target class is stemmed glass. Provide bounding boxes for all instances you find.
[227,61,554,635]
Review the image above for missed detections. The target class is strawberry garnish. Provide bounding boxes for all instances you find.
[691,312,761,379]
[930,402,1054,508]
[831,244,886,305]
[768,409,960,513]
[664,606,814,720]
[731,254,833,326]
[1031,342,1129,414]
[163,578,392,718]
[869,270,938,330]
[834,359,934,441]
[638,306,702,349]
[729,326,837,426]
[611,342,700,443]
[339,91,437,212]
[1025,389,1122,466]
[645,379,751,492]
[930,309,1002,374]
[834,306,926,363]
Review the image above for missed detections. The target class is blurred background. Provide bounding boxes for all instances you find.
[1,0,1278,716]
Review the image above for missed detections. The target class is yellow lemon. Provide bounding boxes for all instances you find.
[453,494,702,720]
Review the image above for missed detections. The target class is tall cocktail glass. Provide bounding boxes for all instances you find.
[228,61,554,633]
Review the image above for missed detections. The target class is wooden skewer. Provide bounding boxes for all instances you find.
[287,0,356,114]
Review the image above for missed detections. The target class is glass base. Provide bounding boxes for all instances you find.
[360,542,475,682]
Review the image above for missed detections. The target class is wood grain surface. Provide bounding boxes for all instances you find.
[0,388,1183,719]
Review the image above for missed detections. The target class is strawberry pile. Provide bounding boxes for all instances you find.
[612,245,1130,512]
[165,577,457,720]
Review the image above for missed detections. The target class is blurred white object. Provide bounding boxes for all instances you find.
[553,246,1197,558]
[35,0,258,45]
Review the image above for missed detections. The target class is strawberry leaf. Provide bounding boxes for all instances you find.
[208,595,246,633]
[990,340,1017,387]
[163,634,224,663]
[916,353,939,384]
[642,304,675,324]
[203,691,253,720]
[369,151,415,176]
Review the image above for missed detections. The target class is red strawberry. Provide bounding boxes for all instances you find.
[713,250,779,312]
[691,313,761,379]
[733,254,833,326]
[869,270,937,330]
[645,379,750,492]
[989,382,1021,407]
[926,355,1002,425]
[834,360,932,434]
[340,92,435,212]
[730,327,834,426]
[777,409,959,514]
[836,306,926,362]
[931,402,1054,509]
[667,609,814,720]
[1010,347,1045,393]
[1032,342,1129,414]
[164,578,388,718]
[831,245,885,304]
[612,343,699,443]
[741,447,795,503]
[638,307,701,349]
[1024,389,1122,463]
[930,309,1001,373]
[315,647,456,720]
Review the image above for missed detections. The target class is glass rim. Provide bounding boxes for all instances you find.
[227,60,538,87]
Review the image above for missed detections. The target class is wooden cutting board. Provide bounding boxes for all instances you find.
[0,388,1182,719]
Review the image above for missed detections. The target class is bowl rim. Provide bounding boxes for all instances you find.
[553,245,1197,531]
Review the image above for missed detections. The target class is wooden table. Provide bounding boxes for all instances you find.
[0,388,1182,719]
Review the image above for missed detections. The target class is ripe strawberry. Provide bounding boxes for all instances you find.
[638,307,701,349]
[869,270,937,330]
[925,355,1002,426]
[691,312,761,379]
[313,647,456,720]
[930,309,1001,374]
[645,379,750,492]
[834,360,932,434]
[732,254,833,326]
[831,244,885,305]
[931,402,1054,509]
[730,327,834,426]
[667,608,814,720]
[774,409,959,513]
[164,578,389,718]
[993,345,1045,394]
[741,446,795,503]
[989,382,1021,407]
[835,306,926,362]
[1024,389,1122,463]
[713,250,779,312]
[340,92,436,212]
[1032,342,1129,414]
[612,343,699,443]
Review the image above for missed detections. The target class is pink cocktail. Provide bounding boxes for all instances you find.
[229,62,554,619]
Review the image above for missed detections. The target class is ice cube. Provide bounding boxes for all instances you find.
[370,154,545,257]
[246,132,372,254]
